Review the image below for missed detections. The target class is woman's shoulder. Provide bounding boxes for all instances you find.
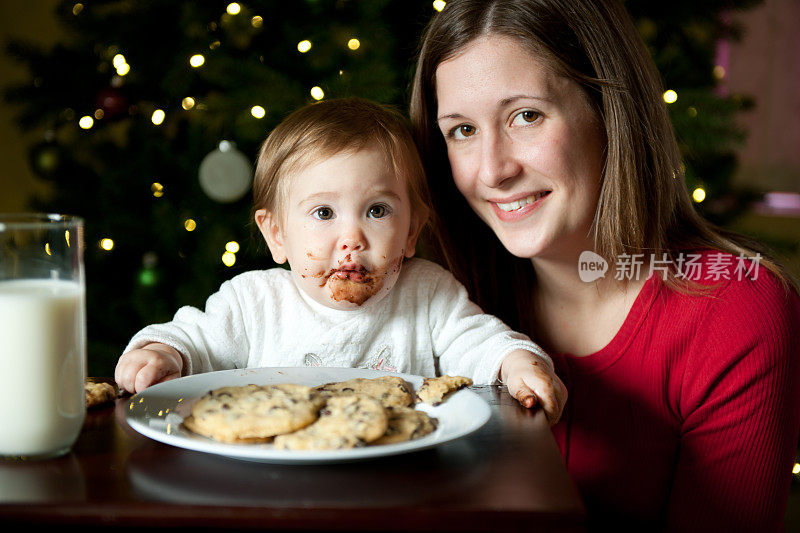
[667,250,800,418]
[644,248,799,371]
[671,249,796,312]
[661,249,799,367]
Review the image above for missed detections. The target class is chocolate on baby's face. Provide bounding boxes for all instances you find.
[265,146,419,310]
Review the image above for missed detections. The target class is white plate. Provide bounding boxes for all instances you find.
[124,367,491,464]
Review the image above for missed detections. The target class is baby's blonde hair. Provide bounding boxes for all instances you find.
[253,97,431,231]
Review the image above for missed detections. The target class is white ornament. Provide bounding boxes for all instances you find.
[198,141,253,203]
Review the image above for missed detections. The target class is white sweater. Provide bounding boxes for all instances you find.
[124,258,549,385]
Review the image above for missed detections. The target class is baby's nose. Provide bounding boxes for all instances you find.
[339,227,366,251]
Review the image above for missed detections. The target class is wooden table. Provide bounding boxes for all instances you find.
[0,384,585,532]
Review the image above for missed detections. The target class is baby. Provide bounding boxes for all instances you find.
[115,97,567,423]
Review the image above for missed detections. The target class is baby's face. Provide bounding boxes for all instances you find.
[259,146,419,310]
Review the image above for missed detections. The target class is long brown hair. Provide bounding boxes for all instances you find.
[409,0,796,330]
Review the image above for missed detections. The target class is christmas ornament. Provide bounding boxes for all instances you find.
[95,86,128,120]
[198,141,252,203]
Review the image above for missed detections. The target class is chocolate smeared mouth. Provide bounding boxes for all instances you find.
[325,254,405,306]
[332,265,369,283]
[313,264,371,286]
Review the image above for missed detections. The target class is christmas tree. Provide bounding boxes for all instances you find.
[4,0,762,375]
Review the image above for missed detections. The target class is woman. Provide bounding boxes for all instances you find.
[410,0,800,530]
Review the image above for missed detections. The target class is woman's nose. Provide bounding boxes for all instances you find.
[477,132,522,188]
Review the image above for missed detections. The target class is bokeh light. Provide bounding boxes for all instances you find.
[692,187,706,203]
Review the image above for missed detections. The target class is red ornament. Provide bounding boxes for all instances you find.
[95,87,128,120]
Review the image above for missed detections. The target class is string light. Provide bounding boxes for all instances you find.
[251,105,266,119]
[113,53,130,76]
[182,97,195,110]
[687,106,698,118]
[251,16,263,27]
[713,65,726,80]
[347,38,360,50]
[45,243,52,256]
[222,251,236,267]
[151,109,165,125]
[433,0,447,12]
[225,241,240,254]
[297,40,312,53]
[72,3,83,15]
[184,219,197,232]
[663,90,678,104]
[100,238,115,251]
[79,116,94,129]
[189,54,205,68]
[94,109,104,120]
[151,182,164,197]
[310,86,324,100]
[692,187,706,203]
[139,268,157,287]
[226,3,241,15]
[793,463,800,475]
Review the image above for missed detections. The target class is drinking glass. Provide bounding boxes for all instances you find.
[0,214,86,459]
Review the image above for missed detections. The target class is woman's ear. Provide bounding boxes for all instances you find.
[404,214,426,259]
[254,209,287,264]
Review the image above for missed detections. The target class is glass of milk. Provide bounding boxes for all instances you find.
[0,214,86,460]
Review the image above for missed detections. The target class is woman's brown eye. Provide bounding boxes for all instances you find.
[450,124,476,140]
[512,110,540,126]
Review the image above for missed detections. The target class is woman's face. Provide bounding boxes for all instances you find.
[435,35,606,261]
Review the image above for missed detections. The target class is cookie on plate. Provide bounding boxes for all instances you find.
[315,376,414,408]
[273,395,388,451]
[415,375,473,406]
[85,381,117,408]
[182,383,325,443]
[371,406,438,445]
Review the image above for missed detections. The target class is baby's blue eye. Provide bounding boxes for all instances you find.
[313,207,334,220]
[368,204,390,218]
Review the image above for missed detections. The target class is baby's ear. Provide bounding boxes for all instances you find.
[404,214,425,259]
[254,209,287,264]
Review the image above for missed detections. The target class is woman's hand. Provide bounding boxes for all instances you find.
[500,349,567,425]
[115,343,183,394]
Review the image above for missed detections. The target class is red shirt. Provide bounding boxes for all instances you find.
[550,251,800,531]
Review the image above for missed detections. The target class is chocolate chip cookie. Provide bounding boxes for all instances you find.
[315,376,414,408]
[371,406,438,445]
[182,384,325,443]
[273,395,388,451]
[85,381,117,408]
[415,375,473,406]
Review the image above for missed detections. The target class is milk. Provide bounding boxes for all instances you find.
[0,279,86,457]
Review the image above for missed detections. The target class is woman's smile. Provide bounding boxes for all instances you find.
[490,190,552,221]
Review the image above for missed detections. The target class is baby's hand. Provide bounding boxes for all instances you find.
[500,349,567,425]
[115,343,183,394]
